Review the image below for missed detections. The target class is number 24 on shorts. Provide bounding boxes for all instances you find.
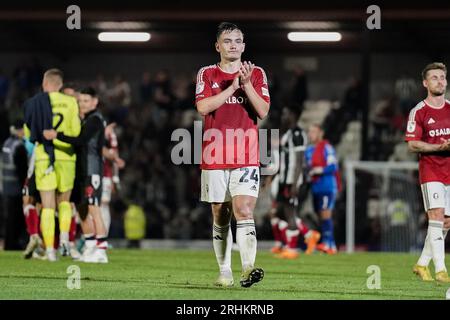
[239,168,259,183]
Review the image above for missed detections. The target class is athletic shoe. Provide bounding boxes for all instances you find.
[32,248,47,260]
[23,234,41,259]
[279,249,299,259]
[327,246,338,255]
[80,245,97,263]
[270,246,283,254]
[435,271,450,283]
[69,242,81,260]
[60,241,70,257]
[46,249,57,262]
[214,272,234,287]
[93,249,108,263]
[304,230,321,255]
[412,264,434,281]
[316,243,330,253]
[240,267,264,288]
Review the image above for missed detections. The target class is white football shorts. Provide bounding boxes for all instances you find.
[101,177,113,203]
[201,166,260,203]
[421,182,450,216]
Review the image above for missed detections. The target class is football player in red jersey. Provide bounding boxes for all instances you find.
[406,62,450,282]
[195,22,270,288]
[102,122,125,236]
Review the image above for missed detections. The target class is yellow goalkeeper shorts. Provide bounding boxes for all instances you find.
[35,159,76,193]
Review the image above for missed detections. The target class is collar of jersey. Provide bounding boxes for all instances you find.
[216,63,239,74]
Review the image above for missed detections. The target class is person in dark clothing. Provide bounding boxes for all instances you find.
[2,120,28,250]
[44,87,108,263]
[291,66,308,115]
[23,91,55,171]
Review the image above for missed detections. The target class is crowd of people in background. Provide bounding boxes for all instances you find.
[0,58,430,248]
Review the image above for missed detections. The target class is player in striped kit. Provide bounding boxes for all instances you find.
[270,107,320,258]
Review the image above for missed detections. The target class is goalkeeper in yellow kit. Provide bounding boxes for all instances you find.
[24,69,81,261]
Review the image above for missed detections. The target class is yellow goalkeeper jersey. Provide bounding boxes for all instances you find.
[24,92,81,162]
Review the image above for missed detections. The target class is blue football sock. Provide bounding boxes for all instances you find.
[321,218,334,247]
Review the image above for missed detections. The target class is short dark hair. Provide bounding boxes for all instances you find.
[422,62,447,80]
[61,81,79,92]
[216,22,243,39]
[79,86,97,98]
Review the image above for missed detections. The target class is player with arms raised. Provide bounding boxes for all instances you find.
[195,22,270,288]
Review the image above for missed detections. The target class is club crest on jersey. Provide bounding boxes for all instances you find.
[407,121,416,133]
[196,82,205,94]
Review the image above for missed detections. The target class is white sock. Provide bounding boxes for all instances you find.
[417,234,432,266]
[286,229,299,250]
[236,219,257,272]
[101,204,111,236]
[428,220,446,273]
[84,234,96,251]
[270,217,280,226]
[60,232,69,244]
[96,235,108,250]
[213,223,232,274]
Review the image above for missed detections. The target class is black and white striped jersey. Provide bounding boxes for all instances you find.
[278,126,307,186]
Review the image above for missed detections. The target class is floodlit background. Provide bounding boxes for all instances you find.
[1,1,450,252]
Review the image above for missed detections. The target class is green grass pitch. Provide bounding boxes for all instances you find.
[0,249,448,300]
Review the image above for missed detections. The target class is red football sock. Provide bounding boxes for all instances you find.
[286,229,300,249]
[278,220,288,245]
[270,217,282,243]
[296,217,309,237]
[69,216,77,242]
[24,205,39,236]
[54,233,60,249]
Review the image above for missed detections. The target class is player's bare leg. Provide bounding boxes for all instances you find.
[77,203,97,262]
[56,190,73,255]
[39,190,57,261]
[232,195,264,287]
[211,202,233,287]
[101,200,111,236]
[85,205,108,263]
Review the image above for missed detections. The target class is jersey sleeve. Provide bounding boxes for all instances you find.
[67,98,81,137]
[195,67,213,104]
[323,144,338,174]
[57,116,102,147]
[23,124,30,140]
[252,67,270,104]
[405,109,423,141]
[292,128,307,152]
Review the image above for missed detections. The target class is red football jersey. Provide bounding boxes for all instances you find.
[405,100,450,184]
[103,129,118,178]
[195,63,270,170]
